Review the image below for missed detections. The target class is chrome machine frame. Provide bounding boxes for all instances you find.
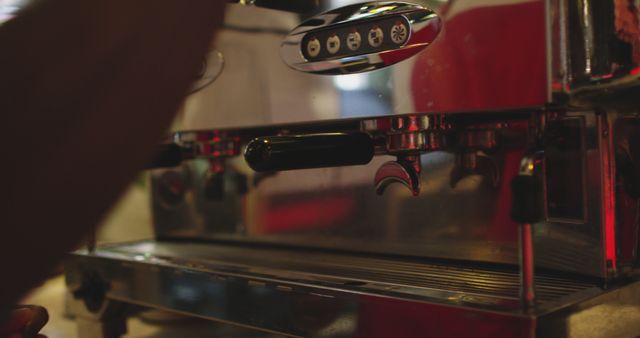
[65,1,640,337]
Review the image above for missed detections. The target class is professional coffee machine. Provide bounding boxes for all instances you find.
[65,1,640,337]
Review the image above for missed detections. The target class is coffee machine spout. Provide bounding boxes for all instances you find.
[374,155,422,196]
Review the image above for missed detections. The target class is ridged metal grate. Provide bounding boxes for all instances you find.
[108,241,597,303]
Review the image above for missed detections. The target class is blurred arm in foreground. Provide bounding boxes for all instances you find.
[0,0,226,319]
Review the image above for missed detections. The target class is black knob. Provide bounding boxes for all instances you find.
[72,270,109,313]
[511,175,543,224]
[245,133,374,172]
[204,172,225,200]
[146,143,184,169]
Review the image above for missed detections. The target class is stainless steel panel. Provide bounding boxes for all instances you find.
[152,111,629,278]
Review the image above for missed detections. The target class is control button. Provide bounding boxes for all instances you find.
[326,34,341,55]
[368,26,384,48]
[346,30,362,51]
[307,37,321,58]
[390,21,408,44]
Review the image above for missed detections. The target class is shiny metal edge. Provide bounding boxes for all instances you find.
[66,241,602,314]
[64,244,640,337]
[65,250,538,337]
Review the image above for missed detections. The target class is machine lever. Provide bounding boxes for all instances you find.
[244,133,374,172]
[511,153,545,310]
[146,143,185,169]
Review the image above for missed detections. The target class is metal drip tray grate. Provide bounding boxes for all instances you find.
[96,240,599,311]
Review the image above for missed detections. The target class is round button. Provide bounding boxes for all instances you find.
[346,30,362,51]
[326,34,341,55]
[390,22,408,45]
[368,26,384,48]
[307,37,321,58]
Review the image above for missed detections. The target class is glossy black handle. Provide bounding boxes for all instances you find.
[146,143,184,169]
[245,133,374,172]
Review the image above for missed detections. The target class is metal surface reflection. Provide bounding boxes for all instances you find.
[65,242,604,337]
[151,111,624,278]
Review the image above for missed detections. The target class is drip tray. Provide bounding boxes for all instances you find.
[66,240,600,315]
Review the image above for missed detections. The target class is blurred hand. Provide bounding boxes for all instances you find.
[0,306,49,338]
[0,0,226,314]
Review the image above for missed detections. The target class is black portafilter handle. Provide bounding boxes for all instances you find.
[244,133,374,172]
[146,143,184,169]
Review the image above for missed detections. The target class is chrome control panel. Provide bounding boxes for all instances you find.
[281,2,441,74]
[301,16,411,61]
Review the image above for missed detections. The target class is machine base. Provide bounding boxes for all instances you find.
[64,240,639,337]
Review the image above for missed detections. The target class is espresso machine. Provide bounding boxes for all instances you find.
[64,0,640,337]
